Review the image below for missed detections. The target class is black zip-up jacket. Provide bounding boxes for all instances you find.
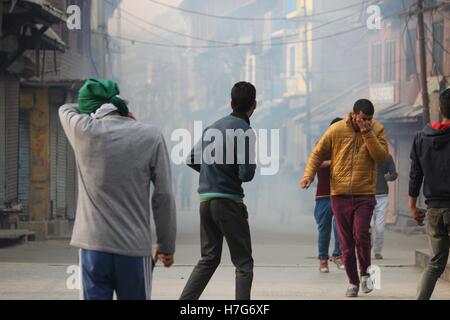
[409,124,450,208]
[376,154,398,195]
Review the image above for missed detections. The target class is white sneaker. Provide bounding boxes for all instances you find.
[361,276,374,294]
[345,284,359,297]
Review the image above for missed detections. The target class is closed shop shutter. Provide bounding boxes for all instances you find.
[66,144,77,220]
[0,77,6,207]
[4,75,19,205]
[56,118,67,218]
[18,110,30,220]
[50,105,68,219]
[65,89,77,220]
[50,104,58,218]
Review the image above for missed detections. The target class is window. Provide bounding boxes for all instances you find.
[288,46,296,78]
[263,12,272,50]
[404,27,417,79]
[371,43,382,83]
[285,0,297,15]
[432,21,444,76]
[297,0,307,13]
[385,40,396,82]
[245,54,256,84]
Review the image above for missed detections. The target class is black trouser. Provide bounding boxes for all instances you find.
[180,199,254,300]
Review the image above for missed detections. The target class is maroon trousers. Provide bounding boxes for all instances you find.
[331,195,376,286]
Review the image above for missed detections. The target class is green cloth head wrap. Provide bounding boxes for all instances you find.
[78,79,129,116]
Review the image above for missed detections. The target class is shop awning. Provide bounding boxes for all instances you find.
[378,76,450,123]
[1,0,67,72]
[18,24,67,52]
[376,103,422,123]
[15,0,66,25]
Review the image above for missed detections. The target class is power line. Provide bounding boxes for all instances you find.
[144,0,380,21]
[97,3,417,81]
[89,32,100,77]
[108,5,177,45]
[436,7,450,19]
[423,11,449,79]
[266,10,361,41]
[122,15,175,44]
[402,0,420,90]
[120,35,418,89]
[104,0,389,49]
[104,0,233,45]
[96,25,417,77]
[428,8,440,75]
[107,0,369,48]
[95,23,368,49]
[92,31,208,49]
[109,0,411,49]
[98,3,407,50]
[402,0,450,84]
[423,18,450,55]
[137,32,418,75]
[212,10,363,48]
[106,2,248,73]
[103,2,418,71]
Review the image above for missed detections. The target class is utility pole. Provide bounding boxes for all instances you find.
[303,4,312,154]
[0,0,3,53]
[417,0,430,125]
[117,5,123,80]
[98,0,107,78]
[399,0,449,124]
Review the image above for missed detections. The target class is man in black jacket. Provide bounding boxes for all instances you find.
[372,154,398,260]
[409,88,450,300]
[180,82,257,300]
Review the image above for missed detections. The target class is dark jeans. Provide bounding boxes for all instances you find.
[314,198,341,259]
[417,208,450,300]
[180,199,254,300]
[331,195,376,286]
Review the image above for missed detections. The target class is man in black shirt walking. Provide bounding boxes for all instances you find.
[409,88,450,300]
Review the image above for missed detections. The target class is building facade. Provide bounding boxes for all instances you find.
[372,0,450,225]
[1,0,121,239]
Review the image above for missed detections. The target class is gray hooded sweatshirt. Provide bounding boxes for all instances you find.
[59,105,176,257]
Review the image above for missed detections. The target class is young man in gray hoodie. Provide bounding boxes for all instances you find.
[180,82,257,300]
[59,79,176,300]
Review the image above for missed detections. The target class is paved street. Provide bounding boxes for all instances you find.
[0,214,449,300]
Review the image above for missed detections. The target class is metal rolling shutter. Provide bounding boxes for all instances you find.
[66,144,76,220]
[4,76,19,204]
[50,105,68,219]
[18,110,30,220]
[0,77,5,207]
[56,118,67,218]
[50,105,58,218]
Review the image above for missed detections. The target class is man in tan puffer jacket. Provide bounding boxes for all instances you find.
[301,99,388,298]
